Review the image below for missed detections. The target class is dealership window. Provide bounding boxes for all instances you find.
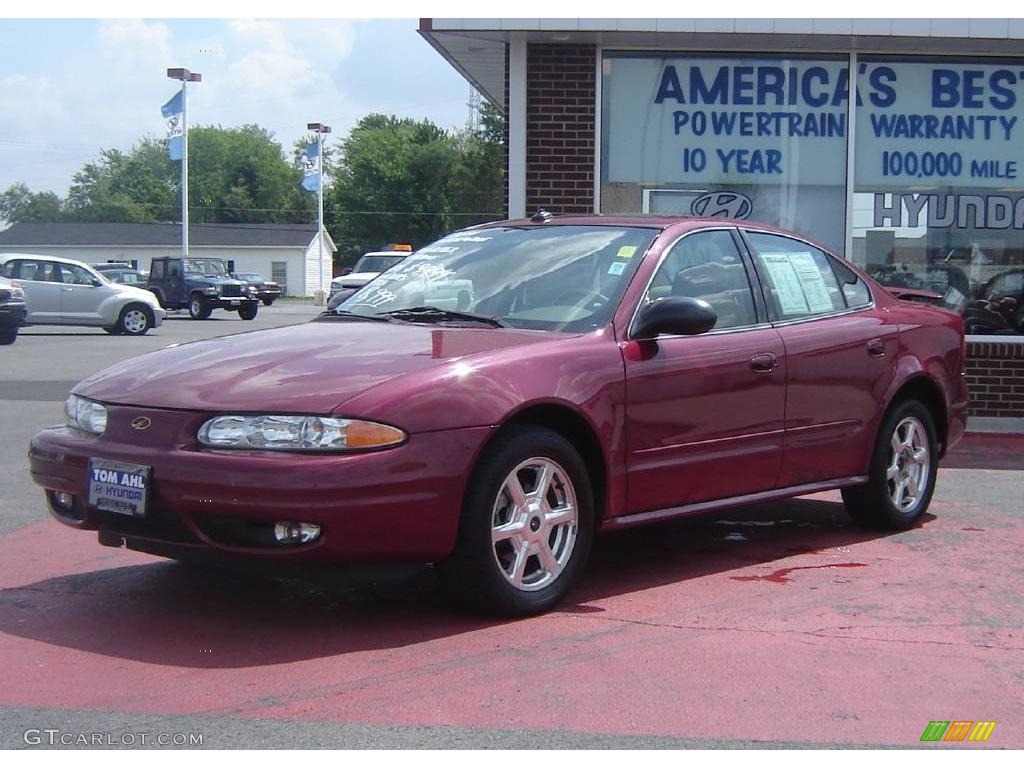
[851,57,1024,335]
[600,52,849,253]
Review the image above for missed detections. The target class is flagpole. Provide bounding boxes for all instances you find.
[167,68,201,258]
[181,77,189,257]
[317,128,323,295]
[307,122,331,305]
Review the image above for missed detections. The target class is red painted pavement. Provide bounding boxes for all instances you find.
[0,484,1021,746]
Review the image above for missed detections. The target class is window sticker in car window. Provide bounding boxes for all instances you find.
[608,261,627,276]
[617,245,637,259]
[787,252,835,313]
[760,254,809,315]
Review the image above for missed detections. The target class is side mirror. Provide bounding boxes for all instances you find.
[632,297,717,339]
[91,278,103,287]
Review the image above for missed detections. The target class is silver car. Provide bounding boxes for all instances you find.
[0,253,165,336]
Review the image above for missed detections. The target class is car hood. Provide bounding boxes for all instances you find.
[74,320,562,413]
[333,272,378,287]
[110,283,160,305]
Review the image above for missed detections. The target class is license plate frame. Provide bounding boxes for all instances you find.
[87,458,151,517]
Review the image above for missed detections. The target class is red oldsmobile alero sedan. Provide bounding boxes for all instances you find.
[29,215,968,615]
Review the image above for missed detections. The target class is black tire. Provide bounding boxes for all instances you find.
[102,326,122,335]
[842,399,939,530]
[438,425,594,616]
[0,326,17,345]
[262,298,275,306]
[238,303,258,320]
[188,293,211,320]
[116,303,153,336]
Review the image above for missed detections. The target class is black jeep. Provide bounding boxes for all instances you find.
[148,256,259,320]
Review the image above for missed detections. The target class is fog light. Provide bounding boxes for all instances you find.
[273,521,321,545]
[55,491,75,510]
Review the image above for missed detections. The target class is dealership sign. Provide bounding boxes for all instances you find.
[602,55,1024,191]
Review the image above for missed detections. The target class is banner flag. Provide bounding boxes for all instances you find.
[300,141,321,191]
[162,89,184,161]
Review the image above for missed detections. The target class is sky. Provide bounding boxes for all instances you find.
[0,18,471,196]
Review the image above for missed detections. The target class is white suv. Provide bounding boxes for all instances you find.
[0,253,166,336]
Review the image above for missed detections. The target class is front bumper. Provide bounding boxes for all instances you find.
[211,297,258,310]
[29,405,492,564]
[0,303,27,327]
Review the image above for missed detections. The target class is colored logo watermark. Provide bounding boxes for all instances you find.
[920,720,996,742]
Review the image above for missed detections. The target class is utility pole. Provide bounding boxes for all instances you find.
[167,68,201,257]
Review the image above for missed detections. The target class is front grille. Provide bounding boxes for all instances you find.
[220,284,243,297]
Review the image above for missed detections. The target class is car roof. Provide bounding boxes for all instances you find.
[0,251,98,268]
[360,251,409,258]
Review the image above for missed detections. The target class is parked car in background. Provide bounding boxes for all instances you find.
[92,263,148,287]
[327,248,411,309]
[0,275,27,345]
[29,216,967,616]
[148,256,259,320]
[230,272,281,306]
[0,253,164,336]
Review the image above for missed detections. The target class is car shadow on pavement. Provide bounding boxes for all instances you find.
[0,496,916,669]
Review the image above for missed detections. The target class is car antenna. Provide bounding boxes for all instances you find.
[530,209,553,223]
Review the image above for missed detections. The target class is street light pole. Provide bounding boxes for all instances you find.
[307,122,331,303]
[168,68,202,257]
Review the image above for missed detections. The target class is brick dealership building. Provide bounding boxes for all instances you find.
[421,18,1024,418]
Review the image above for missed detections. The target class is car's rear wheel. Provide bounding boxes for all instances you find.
[439,426,593,616]
[188,294,211,320]
[238,303,258,320]
[0,326,17,345]
[842,400,938,530]
[117,303,153,336]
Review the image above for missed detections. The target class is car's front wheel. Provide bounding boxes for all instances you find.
[842,400,938,530]
[440,426,594,616]
[262,298,275,306]
[117,304,153,336]
[188,294,211,320]
[238,303,258,320]
[0,326,17,345]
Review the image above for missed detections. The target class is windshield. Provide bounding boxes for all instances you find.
[237,273,263,281]
[354,255,405,274]
[338,225,659,332]
[184,258,229,276]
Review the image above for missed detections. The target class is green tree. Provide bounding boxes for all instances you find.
[0,182,64,224]
[449,101,505,230]
[65,141,176,222]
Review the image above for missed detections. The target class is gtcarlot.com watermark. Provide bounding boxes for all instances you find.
[24,728,203,747]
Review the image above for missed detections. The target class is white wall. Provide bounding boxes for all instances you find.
[302,230,333,297]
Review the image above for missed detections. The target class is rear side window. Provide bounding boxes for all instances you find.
[745,232,846,321]
[830,257,872,308]
[15,259,60,282]
[151,261,165,279]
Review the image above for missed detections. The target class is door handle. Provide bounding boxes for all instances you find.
[866,338,886,358]
[61,287,74,292]
[750,352,777,373]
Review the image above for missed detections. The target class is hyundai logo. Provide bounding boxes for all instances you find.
[691,191,753,220]
[130,416,152,431]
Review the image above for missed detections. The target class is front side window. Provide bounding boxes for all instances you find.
[59,263,99,285]
[340,225,660,332]
[643,229,758,330]
[746,231,846,321]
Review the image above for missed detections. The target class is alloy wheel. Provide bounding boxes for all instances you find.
[886,416,931,512]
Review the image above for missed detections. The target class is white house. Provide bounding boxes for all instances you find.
[0,221,336,297]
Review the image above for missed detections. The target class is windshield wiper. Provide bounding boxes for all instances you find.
[316,309,393,323]
[379,306,505,327]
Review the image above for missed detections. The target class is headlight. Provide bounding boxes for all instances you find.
[64,394,107,436]
[247,286,257,296]
[204,286,219,294]
[197,415,406,452]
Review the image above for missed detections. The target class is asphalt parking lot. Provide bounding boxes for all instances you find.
[0,304,1021,749]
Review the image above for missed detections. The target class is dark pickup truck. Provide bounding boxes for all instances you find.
[148,256,259,320]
